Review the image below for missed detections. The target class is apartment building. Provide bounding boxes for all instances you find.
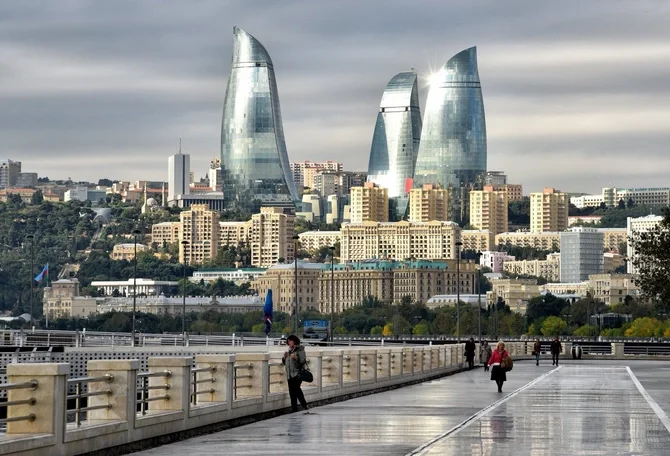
[298,231,341,253]
[495,232,560,251]
[219,221,252,247]
[486,278,541,315]
[530,187,568,233]
[350,182,389,223]
[408,184,452,222]
[0,159,21,189]
[502,255,561,282]
[626,214,664,274]
[480,251,516,273]
[470,185,508,235]
[250,207,295,268]
[179,204,220,265]
[560,227,604,282]
[290,161,343,189]
[588,273,639,306]
[151,221,181,246]
[252,261,323,314]
[461,230,495,252]
[571,187,670,209]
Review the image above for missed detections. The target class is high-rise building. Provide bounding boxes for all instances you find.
[208,158,223,192]
[470,185,508,235]
[408,184,452,222]
[366,72,422,220]
[290,161,343,190]
[349,182,389,223]
[168,150,190,206]
[0,159,21,189]
[220,27,298,213]
[250,207,295,268]
[626,214,664,274]
[484,171,507,186]
[179,204,220,265]
[559,227,604,282]
[530,187,568,233]
[413,47,487,222]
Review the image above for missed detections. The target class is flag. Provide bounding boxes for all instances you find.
[263,289,273,336]
[35,263,48,283]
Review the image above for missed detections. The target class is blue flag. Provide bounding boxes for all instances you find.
[263,289,273,335]
[34,263,49,283]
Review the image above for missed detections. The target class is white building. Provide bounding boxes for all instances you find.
[426,294,484,309]
[64,187,107,204]
[479,251,515,273]
[90,279,179,297]
[298,231,341,253]
[190,268,266,284]
[559,227,604,283]
[627,214,664,274]
[571,187,670,209]
[168,151,190,205]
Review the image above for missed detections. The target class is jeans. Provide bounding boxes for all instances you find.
[287,376,308,412]
[535,353,540,365]
[552,353,559,365]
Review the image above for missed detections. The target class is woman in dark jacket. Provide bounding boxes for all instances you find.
[282,335,309,413]
[488,341,509,393]
[465,337,476,369]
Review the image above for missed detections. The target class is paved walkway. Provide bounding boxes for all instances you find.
[132,360,670,456]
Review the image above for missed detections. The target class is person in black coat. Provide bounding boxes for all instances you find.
[465,337,476,369]
[550,337,562,366]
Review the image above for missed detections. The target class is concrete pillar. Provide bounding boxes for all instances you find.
[376,348,390,381]
[342,350,360,385]
[430,347,440,370]
[147,357,191,412]
[308,351,323,392]
[563,342,572,359]
[87,359,139,424]
[359,349,376,384]
[612,343,624,357]
[194,354,236,403]
[6,363,69,437]
[321,350,342,387]
[402,347,414,376]
[438,345,447,368]
[390,348,403,377]
[233,353,269,400]
[457,344,464,366]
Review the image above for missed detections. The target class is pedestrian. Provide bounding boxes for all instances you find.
[480,340,492,371]
[488,341,510,393]
[282,334,309,413]
[533,338,542,366]
[465,336,476,369]
[550,336,562,366]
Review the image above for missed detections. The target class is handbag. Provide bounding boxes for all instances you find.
[501,355,513,371]
[299,368,313,383]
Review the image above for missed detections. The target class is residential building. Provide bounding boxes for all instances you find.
[408,184,452,222]
[462,230,495,251]
[367,72,422,220]
[179,204,220,265]
[413,47,486,223]
[495,232,560,251]
[16,173,37,188]
[470,185,508,235]
[0,159,21,189]
[598,228,627,253]
[190,268,266,284]
[559,227,604,282]
[603,252,626,273]
[568,216,603,226]
[208,158,223,192]
[0,187,60,203]
[250,207,295,268]
[297,193,323,222]
[220,27,298,213]
[252,261,323,314]
[325,194,342,224]
[480,251,516,273]
[627,214,664,274]
[495,184,523,202]
[530,187,568,233]
[168,149,190,206]
[502,255,561,282]
[90,279,179,297]
[297,231,341,253]
[571,187,670,209]
[486,278,540,314]
[110,243,150,261]
[219,221,252,248]
[151,221,181,246]
[588,273,639,306]
[426,295,483,309]
[290,161,342,190]
[339,221,460,263]
[349,182,389,223]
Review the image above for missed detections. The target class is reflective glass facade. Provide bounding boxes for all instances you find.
[367,72,422,220]
[220,27,298,213]
[413,47,487,220]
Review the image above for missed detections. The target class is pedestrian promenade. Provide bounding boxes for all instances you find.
[131,359,670,456]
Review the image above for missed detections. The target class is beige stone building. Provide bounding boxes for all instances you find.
[408,184,453,222]
[470,185,508,235]
[461,230,495,251]
[391,260,476,304]
[486,278,541,314]
[530,187,568,233]
[179,204,220,265]
[252,261,324,314]
[495,231,560,250]
[219,221,252,247]
[340,221,460,262]
[298,231,341,253]
[43,279,97,320]
[599,228,627,252]
[541,282,590,296]
[588,273,639,306]
[250,207,296,268]
[502,256,561,282]
[500,184,523,202]
[110,243,150,261]
[350,182,389,223]
[151,221,180,246]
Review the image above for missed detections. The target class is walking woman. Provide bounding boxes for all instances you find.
[533,338,542,366]
[480,340,492,371]
[282,335,309,413]
[488,341,510,393]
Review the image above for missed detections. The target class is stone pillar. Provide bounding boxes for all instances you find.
[563,342,572,359]
[612,342,624,357]
[402,347,414,376]
[376,348,390,381]
[233,353,269,400]
[194,354,236,403]
[359,349,376,384]
[342,350,360,385]
[87,359,140,424]
[457,344,464,366]
[147,357,191,412]
[6,363,68,437]
[430,347,440,370]
[390,348,403,377]
[308,351,323,392]
[438,345,447,368]
[321,350,342,387]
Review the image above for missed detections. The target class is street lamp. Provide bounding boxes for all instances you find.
[476,250,483,344]
[181,240,189,342]
[455,241,463,343]
[26,235,34,325]
[329,246,336,345]
[132,229,141,347]
[293,235,300,336]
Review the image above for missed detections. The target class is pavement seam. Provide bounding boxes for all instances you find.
[406,366,563,456]
[625,365,670,435]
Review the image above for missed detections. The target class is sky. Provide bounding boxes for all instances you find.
[2,0,670,194]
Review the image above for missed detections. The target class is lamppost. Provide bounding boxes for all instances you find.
[26,235,34,325]
[476,250,483,344]
[455,241,463,343]
[131,229,141,347]
[329,246,336,345]
[181,240,189,342]
[293,235,299,336]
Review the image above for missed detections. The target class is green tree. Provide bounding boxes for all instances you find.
[412,321,430,335]
[541,316,567,336]
[525,293,568,326]
[624,317,664,337]
[573,324,598,337]
[370,325,383,335]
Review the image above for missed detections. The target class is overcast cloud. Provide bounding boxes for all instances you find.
[1,0,669,193]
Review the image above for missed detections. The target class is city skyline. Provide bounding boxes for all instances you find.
[2,1,670,193]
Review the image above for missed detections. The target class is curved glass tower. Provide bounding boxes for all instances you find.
[413,47,487,221]
[220,26,298,213]
[367,72,422,220]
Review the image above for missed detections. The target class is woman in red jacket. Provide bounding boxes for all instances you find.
[488,341,509,393]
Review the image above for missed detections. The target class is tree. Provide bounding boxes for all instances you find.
[382,323,393,336]
[370,325,383,335]
[412,321,430,335]
[31,190,44,205]
[624,317,664,337]
[573,324,598,337]
[541,316,567,336]
[525,293,567,326]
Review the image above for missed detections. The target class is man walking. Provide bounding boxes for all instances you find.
[550,337,562,366]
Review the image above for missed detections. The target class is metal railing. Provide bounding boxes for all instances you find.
[0,379,38,426]
[66,374,114,427]
[232,363,253,400]
[624,345,670,356]
[190,366,216,406]
[137,370,171,416]
[267,362,285,394]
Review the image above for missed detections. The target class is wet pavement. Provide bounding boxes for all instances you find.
[131,360,670,456]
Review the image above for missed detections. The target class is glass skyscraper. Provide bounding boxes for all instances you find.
[366,72,422,220]
[220,26,298,213]
[413,47,487,221]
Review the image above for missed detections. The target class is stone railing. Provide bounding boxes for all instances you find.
[0,343,527,456]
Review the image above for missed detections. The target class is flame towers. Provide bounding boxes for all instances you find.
[366,72,422,220]
[220,27,298,213]
[413,47,487,221]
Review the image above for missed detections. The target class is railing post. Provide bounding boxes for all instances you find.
[6,362,69,440]
[194,354,235,404]
[342,350,360,386]
[375,348,390,383]
[87,359,139,425]
[612,342,624,357]
[320,350,343,388]
[233,353,269,401]
[147,357,192,412]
